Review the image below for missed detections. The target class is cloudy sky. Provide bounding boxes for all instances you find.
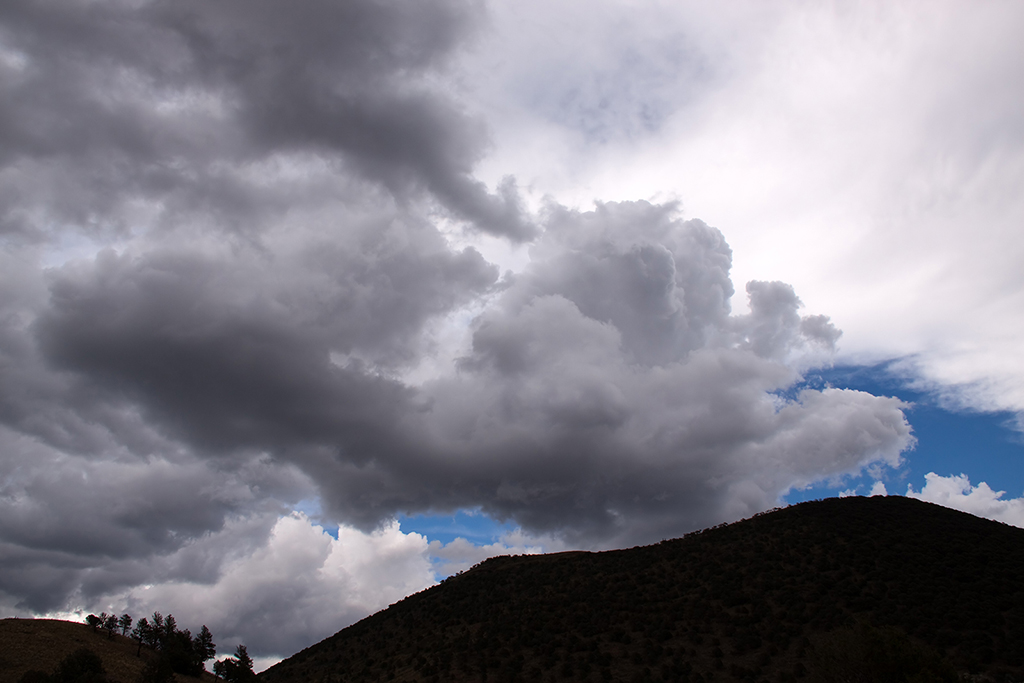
[2,0,1023,667]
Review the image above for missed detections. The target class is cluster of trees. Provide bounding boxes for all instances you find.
[81,611,255,681]
[87,611,214,676]
[213,645,257,683]
[18,642,255,683]
[84,613,133,639]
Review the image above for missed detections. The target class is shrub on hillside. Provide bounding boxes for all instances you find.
[18,647,109,683]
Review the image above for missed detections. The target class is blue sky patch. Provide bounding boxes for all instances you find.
[783,362,1024,504]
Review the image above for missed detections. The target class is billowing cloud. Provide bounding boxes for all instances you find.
[0,0,534,241]
[0,0,924,662]
[0,424,311,615]
[399,201,911,546]
[467,1,1024,422]
[35,512,437,665]
[426,530,551,578]
[118,513,436,658]
[907,473,1024,528]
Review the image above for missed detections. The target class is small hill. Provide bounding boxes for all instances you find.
[0,619,217,683]
[260,496,1024,683]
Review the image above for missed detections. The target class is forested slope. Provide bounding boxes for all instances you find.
[260,496,1024,683]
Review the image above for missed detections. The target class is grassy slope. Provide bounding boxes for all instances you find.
[260,496,1024,683]
[0,619,218,683]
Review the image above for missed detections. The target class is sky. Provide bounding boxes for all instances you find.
[1,0,1023,669]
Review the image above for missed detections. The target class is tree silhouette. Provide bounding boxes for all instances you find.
[162,626,202,676]
[213,645,256,683]
[162,614,177,641]
[146,613,164,650]
[130,618,150,657]
[195,625,216,667]
[101,614,117,640]
[98,609,216,677]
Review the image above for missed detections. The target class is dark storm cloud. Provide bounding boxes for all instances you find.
[360,201,911,546]
[0,0,534,241]
[33,223,496,455]
[0,0,913,652]
[0,423,308,612]
[13,197,910,555]
[0,0,507,621]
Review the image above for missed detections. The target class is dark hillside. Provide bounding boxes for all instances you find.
[260,496,1024,683]
[0,619,218,683]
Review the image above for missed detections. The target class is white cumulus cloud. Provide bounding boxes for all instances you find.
[907,473,1024,528]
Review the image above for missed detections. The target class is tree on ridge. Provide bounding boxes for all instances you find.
[213,644,256,683]
[118,614,132,637]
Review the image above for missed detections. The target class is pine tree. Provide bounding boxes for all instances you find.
[195,625,216,667]
[163,615,177,641]
[213,645,256,682]
[102,614,118,640]
[130,618,150,657]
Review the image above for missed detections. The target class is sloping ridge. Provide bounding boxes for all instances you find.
[260,496,1024,682]
[0,618,217,683]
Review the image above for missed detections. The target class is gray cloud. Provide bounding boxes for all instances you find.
[0,0,915,659]
[0,423,310,613]
[0,195,912,626]
[116,513,436,661]
[33,220,496,455]
[738,280,843,365]
[0,0,534,241]
[396,201,909,545]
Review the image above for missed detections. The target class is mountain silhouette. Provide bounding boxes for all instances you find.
[259,496,1024,682]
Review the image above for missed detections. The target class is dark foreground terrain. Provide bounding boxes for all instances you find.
[260,496,1024,683]
[0,618,217,683]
